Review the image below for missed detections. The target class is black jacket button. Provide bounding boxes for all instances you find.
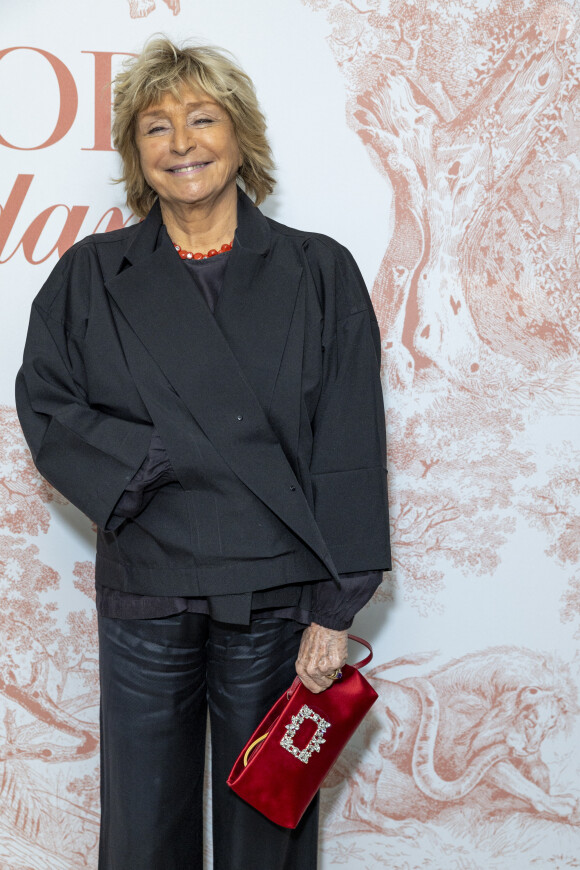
[289,485,296,491]
[236,414,243,421]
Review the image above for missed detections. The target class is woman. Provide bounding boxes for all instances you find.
[16,38,391,870]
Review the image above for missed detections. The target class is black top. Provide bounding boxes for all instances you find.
[97,246,382,627]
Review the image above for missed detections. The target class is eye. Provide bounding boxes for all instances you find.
[191,117,214,126]
[146,125,168,135]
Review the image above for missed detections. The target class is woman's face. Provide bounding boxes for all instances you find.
[135,83,242,215]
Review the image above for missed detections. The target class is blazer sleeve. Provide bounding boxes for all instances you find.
[15,251,153,530]
[309,569,384,631]
[306,238,391,577]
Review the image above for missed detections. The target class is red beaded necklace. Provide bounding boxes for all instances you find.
[174,241,233,261]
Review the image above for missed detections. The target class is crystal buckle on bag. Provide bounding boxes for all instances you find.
[280,705,330,764]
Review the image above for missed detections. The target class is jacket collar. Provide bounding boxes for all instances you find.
[120,186,271,269]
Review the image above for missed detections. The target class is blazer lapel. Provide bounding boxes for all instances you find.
[106,193,338,581]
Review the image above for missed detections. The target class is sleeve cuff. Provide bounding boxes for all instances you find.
[309,569,384,630]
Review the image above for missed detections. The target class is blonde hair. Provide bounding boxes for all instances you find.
[112,37,276,217]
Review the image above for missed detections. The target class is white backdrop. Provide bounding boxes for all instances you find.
[2,1,580,867]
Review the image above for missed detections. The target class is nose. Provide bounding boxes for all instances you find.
[170,124,196,155]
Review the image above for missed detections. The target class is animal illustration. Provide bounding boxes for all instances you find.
[325,647,580,828]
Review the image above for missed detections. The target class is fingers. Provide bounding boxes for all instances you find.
[296,672,333,694]
[295,655,344,688]
[294,661,336,694]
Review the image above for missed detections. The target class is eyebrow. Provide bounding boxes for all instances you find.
[139,101,219,120]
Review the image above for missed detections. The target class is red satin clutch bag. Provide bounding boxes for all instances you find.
[227,634,378,829]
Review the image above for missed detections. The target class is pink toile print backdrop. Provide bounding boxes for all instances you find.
[1,0,580,867]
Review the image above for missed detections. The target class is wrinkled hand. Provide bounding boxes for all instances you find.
[295,623,348,693]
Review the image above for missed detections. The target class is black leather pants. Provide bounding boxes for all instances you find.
[98,613,319,870]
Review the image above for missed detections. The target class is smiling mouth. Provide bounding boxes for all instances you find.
[168,162,210,174]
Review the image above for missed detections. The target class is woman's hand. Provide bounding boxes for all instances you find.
[295,623,348,693]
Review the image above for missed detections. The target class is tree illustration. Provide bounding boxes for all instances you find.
[0,404,64,537]
[520,441,580,636]
[0,407,99,864]
[301,0,580,612]
[126,0,180,17]
[383,390,535,614]
[561,573,580,639]
[302,0,580,392]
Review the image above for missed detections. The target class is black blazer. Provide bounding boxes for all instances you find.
[16,188,391,600]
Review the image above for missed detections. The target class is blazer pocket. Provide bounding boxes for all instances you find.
[113,487,194,566]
